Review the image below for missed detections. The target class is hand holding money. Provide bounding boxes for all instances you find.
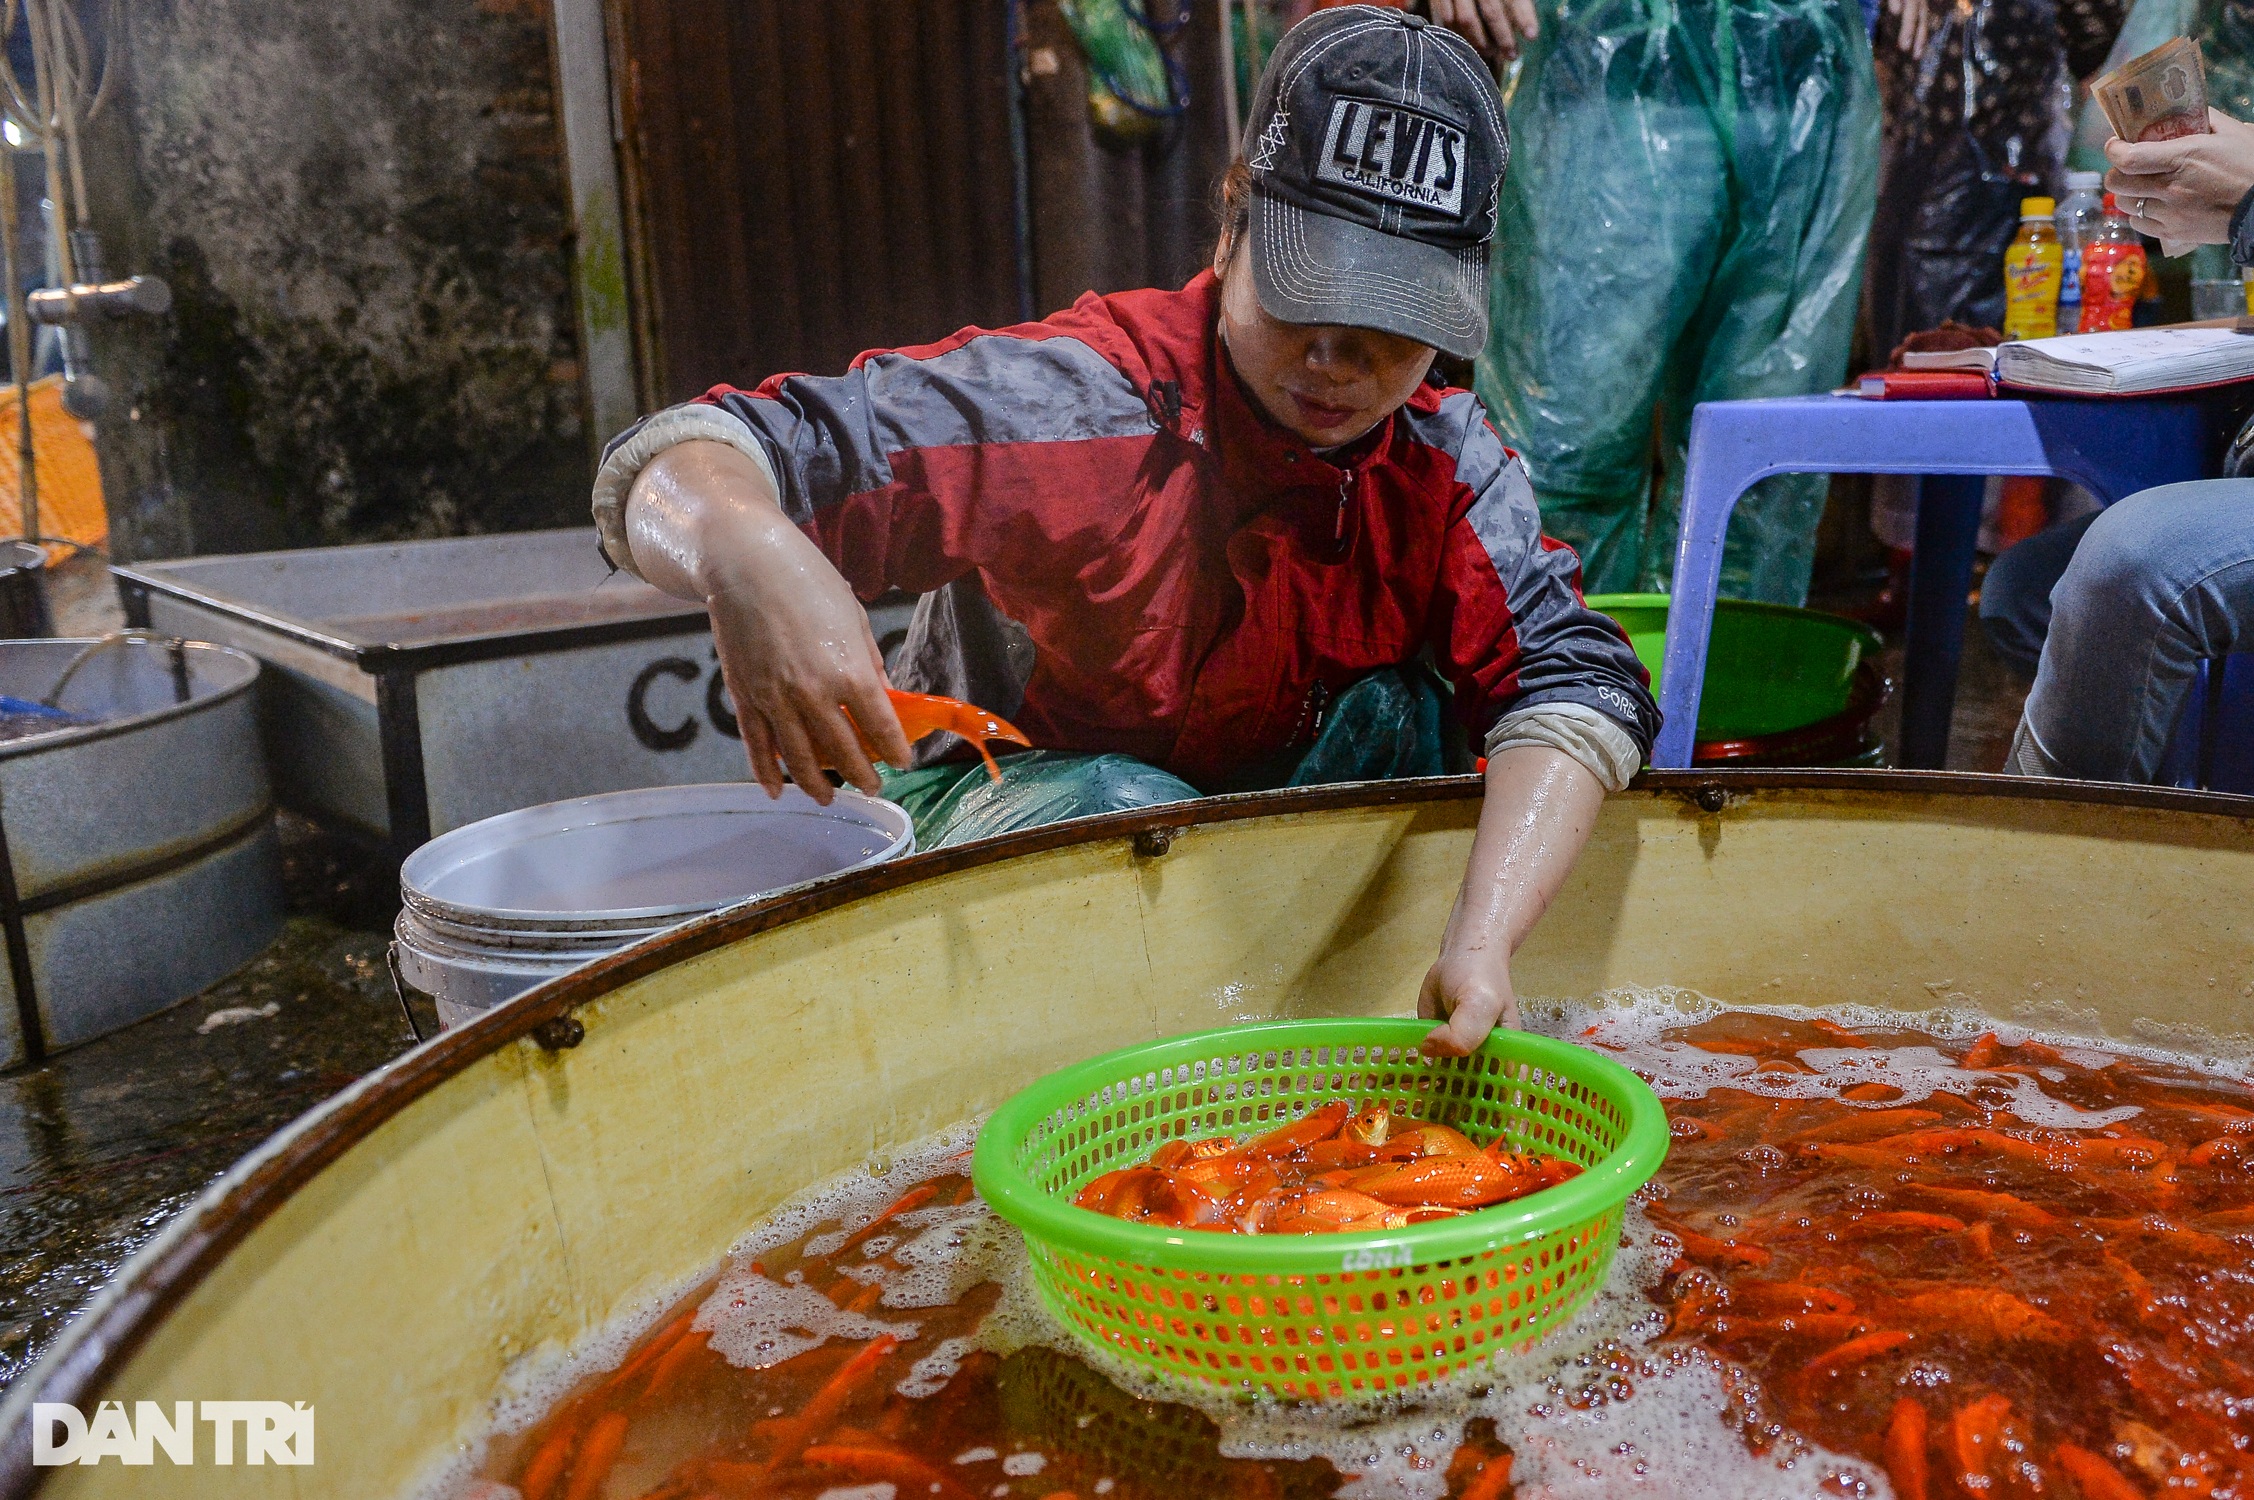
[2095,38,2212,144]
[2105,108,2254,251]
[2094,38,2217,257]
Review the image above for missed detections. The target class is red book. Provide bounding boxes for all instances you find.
[1857,370,1995,400]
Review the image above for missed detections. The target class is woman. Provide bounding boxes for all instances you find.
[1985,108,2254,782]
[591,7,1659,1053]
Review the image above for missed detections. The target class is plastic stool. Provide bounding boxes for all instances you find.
[2161,653,2254,794]
[1656,395,2211,769]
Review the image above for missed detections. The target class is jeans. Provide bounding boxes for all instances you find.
[1988,481,2254,783]
[1978,511,2098,678]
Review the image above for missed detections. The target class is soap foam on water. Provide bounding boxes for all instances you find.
[426,990,2254,1500]
[1589,1026,2144,1131]
[410,1128,987,1499]
[695,1265,916,1371]
[1525,985,2254,1131]
[687,1122,1891,1495]
[986,1204,1887,1500]
[1532,984,2254,1094]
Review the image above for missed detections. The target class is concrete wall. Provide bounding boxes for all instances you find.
[83,0,590,560]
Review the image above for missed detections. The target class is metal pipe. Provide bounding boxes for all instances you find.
[0,132,30,547]
[1218,0,1240,147]
[18,0,95,423]
[33,0,84,231]
[21,0,70,284]
[1005,0,1037,324]
[26,273,169,324]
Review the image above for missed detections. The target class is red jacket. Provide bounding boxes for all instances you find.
[651,272,1655,789]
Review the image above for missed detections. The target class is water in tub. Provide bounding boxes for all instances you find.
[436,990,2254,1499]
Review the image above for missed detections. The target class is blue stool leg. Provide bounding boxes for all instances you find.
[1898,475,1986,770]
[2195,660,2222,790]
[2211,654,2254,794]
[1654,407,1752,769]
[2158,662,2206,789]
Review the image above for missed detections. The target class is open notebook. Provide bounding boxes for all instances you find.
[1903,324,2254,395]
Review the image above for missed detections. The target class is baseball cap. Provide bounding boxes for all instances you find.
[1240,5,1509,360]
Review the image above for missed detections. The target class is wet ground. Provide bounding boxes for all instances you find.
[0,556,426,1389]
[1854,569,2033,777]
[0,809,419,1389]
[0,550,2032,1396]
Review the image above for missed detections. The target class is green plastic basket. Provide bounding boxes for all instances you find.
[972,1018,1669,1401]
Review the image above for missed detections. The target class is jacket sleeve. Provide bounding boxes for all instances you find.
[1427,394,1662,765]
[590,329,1155,598]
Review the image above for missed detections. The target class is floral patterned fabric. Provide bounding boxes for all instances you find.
[1864,0,2125,355]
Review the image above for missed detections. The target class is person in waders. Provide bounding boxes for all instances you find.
[592,6,1659,1053]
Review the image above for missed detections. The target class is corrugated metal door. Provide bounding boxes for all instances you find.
[1018,0,1234,316]
[613,0,1236,406]
[615,0,1028,403]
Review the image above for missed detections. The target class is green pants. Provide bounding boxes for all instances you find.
[880,667,1455,849]
[1476,0,1879,606]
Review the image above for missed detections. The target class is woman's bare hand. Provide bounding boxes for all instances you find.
[2106,109,2254,247]
[623,440,912,802]
[1427,0,1540,65]
[1417,946,1523,1056]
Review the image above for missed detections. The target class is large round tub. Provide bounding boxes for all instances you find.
[3,772,2251,1496]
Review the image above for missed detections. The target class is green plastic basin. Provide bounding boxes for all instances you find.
[1586,593,1889,767]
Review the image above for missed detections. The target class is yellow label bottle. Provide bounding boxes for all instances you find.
[2002,196,2063,342]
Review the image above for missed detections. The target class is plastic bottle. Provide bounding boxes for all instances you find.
[2053,172,2104,337]
[2076,194,2149,334]
[2002,196,2063,341]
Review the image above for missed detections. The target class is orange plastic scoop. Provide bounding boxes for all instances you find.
[862,688,1030,782]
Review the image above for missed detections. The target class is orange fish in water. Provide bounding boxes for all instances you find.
[1271,1188,1407,1234]
[1069,1099,1582,1235]
[1236,1100,1352,1161]
[1344,1102,1395,1146]
[1374,1122,1485,1161]
[858,689,1031,783]
[1350,1154,1546,1208]
[1073,1167,1169,1219]
[500,1009,2254,1500]
[1303,1137,1381,1171]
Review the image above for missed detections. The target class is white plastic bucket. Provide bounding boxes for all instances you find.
[392,783,915,1028]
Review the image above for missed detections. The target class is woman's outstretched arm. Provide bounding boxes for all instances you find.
[1418,745,1606,1054]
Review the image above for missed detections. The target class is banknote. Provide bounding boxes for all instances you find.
[2094,38,2210,256]
[2093,37,2210,145]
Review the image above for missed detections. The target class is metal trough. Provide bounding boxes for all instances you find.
[0,542,50,638]
[114,529,916,848]
[0,636,280,1066]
